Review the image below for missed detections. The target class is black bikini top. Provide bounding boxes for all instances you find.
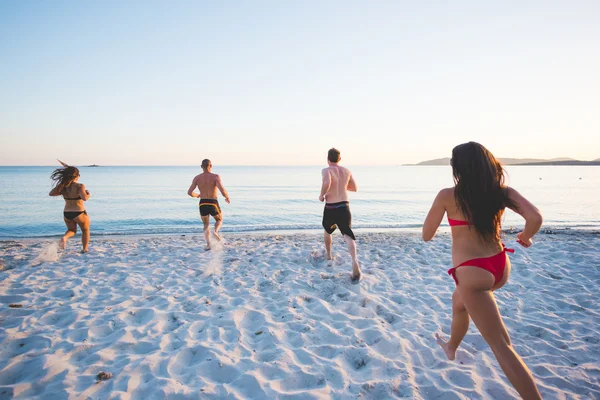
[63,187,82,200]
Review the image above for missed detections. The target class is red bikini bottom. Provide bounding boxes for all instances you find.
[448,245,514,286]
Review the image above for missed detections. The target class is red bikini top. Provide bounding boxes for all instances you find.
[448,217,470,227]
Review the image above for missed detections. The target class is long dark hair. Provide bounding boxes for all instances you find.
[451,142,516,242]
[50,165,80,195]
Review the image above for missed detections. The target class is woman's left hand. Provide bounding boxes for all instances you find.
[517,232,532,248]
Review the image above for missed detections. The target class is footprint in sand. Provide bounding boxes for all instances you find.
[310,250,324,262]
[310,250,335,267]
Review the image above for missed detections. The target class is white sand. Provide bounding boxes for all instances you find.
[0,232,599,399]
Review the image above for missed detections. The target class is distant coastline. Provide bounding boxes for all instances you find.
[515,160,600,166]
[412,157,600,166]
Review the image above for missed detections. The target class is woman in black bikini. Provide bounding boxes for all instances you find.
[49,162,91,252]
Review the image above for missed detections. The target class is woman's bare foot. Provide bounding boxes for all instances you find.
[436,332,456,360]
[213,231,221,241]
[81,249,89,253]
[325,251,333,260]
[59,238,67,250]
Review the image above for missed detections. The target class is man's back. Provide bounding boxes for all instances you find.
[195,172,219,199]
[323,165,354,203]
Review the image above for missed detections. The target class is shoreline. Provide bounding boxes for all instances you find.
[0,227,424,242]
[1,225,599,242]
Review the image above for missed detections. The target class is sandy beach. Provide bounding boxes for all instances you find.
[0,231,599,399]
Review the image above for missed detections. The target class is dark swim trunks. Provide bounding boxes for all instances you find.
[322,201,355,240]
[199,198,221,217]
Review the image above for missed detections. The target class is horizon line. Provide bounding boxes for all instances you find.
[0,164,410,168]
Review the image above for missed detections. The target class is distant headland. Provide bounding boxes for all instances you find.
[413,157,600,166]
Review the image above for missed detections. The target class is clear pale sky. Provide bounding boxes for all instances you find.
[1,1,599,166]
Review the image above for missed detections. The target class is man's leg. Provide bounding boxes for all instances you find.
[213,213,223,241]
[343,234,361,281]
[324,231,333,260]
[201,215,211,250]
[322,208,335,260]
[339,206,360,281]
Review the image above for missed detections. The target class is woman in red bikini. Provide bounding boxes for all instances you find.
[423,142,543,399]
[49,161,91,252]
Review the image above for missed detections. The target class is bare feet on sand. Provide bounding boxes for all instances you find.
[213,231,221,241]
[351,261,361,282]
[59,238,67,250]
[436,332,456,360]
[325,251,333,261]
[81,249,89,253]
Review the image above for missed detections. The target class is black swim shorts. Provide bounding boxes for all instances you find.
[322,201,356,240]
[199,198,221,217]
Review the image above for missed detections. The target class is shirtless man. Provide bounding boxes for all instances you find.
[319,148,361,281]
[187,159,231,250]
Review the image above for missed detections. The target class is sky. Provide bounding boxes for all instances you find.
[1,1,599,166]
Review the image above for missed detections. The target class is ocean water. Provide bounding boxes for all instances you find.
[0,166,599,238]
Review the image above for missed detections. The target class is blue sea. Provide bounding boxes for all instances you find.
[0,166,599,238]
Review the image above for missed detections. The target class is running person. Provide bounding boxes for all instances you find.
[319,148,361,281]
[49,161,91,252]
[423,142,543,399]
[187,159,230,250]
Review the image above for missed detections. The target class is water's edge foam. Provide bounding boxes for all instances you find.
[1,225,598,241]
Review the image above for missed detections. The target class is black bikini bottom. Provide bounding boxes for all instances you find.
[64,211,87,220]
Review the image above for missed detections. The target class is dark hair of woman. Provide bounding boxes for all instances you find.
[451,142,517,242]
[50,166,80,194]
